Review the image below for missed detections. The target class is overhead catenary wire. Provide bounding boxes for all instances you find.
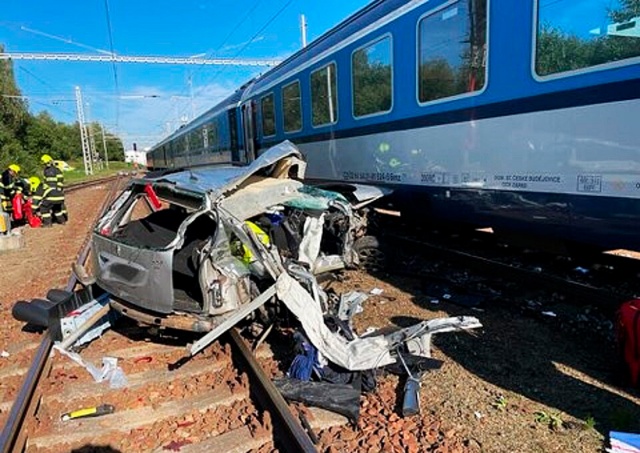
[103,0,120,131]
[165,0,296,137]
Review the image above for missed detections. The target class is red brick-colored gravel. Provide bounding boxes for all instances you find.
[0,184,113,406]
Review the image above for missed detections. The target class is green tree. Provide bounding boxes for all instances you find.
[1,42,126,172]
[537,0,640,75]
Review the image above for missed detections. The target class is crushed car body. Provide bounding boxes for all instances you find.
[87,141,481,370]
[92,142,374,329]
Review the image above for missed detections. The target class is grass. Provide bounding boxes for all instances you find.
[64,160,139,184]
[534,411,565,430]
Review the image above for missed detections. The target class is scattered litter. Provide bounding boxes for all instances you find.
[533,267,543,272]
[370,288,384,296]
[53,347,128,389]
[608,431,640,453]
[442,294,452,300]
[337,291,368,326]
[362,327,377,336]
[541,311,557,317]
[61,404,115,421]
[474,411,484,419]
[430,299,440,305]
[1,351,9,358]
[574,266,589,274]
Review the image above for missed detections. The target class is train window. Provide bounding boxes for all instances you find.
[535,0,640,76]
[418,0,487,104]
[352,36,392,117]
[260,93,276,137]
[207,122,218,152]
[282,81,302,133]
[190,130,203,153]
[311,63,338,126]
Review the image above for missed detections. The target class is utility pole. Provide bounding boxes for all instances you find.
[84,102,102,171]
[101,123,109,169]
[300,15,308,48]
[75,86,93,176]
[188,74,195,121]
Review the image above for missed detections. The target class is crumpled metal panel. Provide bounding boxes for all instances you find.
[93,234,175,313]
[141,141,304,200]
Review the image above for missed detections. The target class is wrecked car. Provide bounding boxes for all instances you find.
[15,141,481,400]
[87,141,385,338]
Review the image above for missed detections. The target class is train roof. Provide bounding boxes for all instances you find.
[243,0,407,99]
[152,81,254,149]
[150,0,406,152]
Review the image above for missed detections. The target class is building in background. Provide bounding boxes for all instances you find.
[124,145,147,167]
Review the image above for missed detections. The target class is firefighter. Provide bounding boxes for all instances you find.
[0,164,22,216]
[41,154,64,191]
[29,176,67,227]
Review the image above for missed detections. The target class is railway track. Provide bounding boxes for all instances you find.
[366,215,640,343]
[0,176,340,453]
[65,174,135,193]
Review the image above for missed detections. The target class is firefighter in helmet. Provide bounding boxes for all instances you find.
[0,164,22,215]
[41,154,64,191]
[29,176,67,227]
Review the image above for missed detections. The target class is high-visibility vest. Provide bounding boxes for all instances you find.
[44,164,64,190]
[31,184,64,211]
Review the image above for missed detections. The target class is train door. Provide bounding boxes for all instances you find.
[228,109,240,163]
[241,101,257,164]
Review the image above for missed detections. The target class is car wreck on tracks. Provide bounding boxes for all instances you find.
[15,141,480,377]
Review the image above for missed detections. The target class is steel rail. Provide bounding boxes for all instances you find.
[65,174,133,193]
[0,177,124,453]
[388,234,631,311]
[228,329,317,453]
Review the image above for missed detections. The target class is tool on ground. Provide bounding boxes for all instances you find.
[61,404,115,421]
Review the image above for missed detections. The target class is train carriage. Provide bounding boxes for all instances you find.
[148,0,640,250]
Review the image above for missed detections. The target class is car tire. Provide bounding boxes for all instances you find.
[353,235,387,272]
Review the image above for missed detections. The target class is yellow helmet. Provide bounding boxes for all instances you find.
[28,176,41,193]
[8,164,20,174]
[41,154,53,164]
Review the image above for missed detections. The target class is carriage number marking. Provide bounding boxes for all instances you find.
[577,175,602,193]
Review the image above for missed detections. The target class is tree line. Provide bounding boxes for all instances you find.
[0,44,125,177]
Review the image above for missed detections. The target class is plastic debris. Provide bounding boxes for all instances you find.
[574,266,589,274]
[53,347,128,389]
[370,288,384,296]
[541,311,557,317]
[0,351,9,358]
[337,291,368,326]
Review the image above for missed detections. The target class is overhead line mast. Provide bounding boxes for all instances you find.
[0,52,280,66]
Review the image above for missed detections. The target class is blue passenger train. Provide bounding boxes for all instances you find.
[148,0,640,251]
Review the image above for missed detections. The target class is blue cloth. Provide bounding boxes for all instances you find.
[287,332,318,381]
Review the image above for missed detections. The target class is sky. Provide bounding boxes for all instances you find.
[0,0,371,151]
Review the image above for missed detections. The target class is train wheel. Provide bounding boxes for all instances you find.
[354,235,387,272]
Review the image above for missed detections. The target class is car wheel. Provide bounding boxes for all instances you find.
[353,235,386,272]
